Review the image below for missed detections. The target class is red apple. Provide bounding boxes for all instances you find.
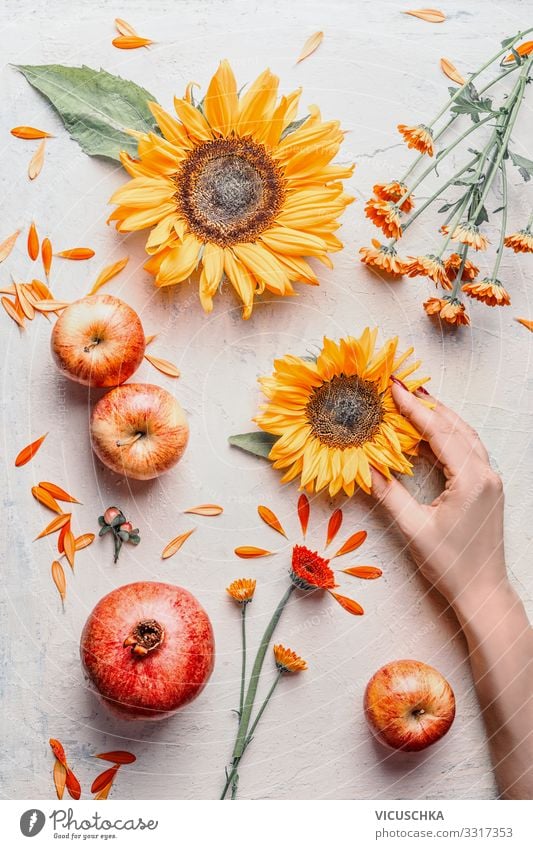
[90,383,189,480]
[81,581,215,720]
[51,294,145,387]
[364,659,455,752]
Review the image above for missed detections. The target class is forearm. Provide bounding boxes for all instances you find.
[454,579,533,799]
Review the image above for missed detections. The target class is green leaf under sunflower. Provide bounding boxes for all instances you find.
[15,64,160,161]
[228,432,277,459]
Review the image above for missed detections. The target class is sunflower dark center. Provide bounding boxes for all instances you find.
[174,137,286,247]
[306,375,384,448]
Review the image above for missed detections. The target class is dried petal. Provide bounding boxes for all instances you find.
[333,530,367,558]
[161,528,196,559]
[403,8,446,23]
[28,139,46,180]
[440,57,465,85]
[2,296,25,327]
[49,738,67,766]
[296,31,324,63]
[94,781,114,800]
[42,237,53,277]
[11,126,52,139]
[0,230,21,263]
[88,257,129,295]
[297,493,310,537]
[115,17,138,36]
[144,353,181,378]
[516,317,533,332]
[39,481,81,503]
[35,513,72,540]
[63,530,76,570]
[14,282,35,320]
[65,768,81,800]
[58,521,71,554]
[53,758,67,800]
[55,248,95,260]
[112,35,152,49]
[31,278,54,300]
[341,565,383,579]
[326,508,343,546]
[75,533,95,551]
[184,504,224,516]
[27,222,39,260]
[95,750,136,764]
[91,765,120,794]
[32,485,62,513]
[51,560,66,602]
[329,591,364,615]
[15,433,47,466]
[257,505,287,537]
[144,333,157,345]
[234,546,274,559]
[34,299,70,312]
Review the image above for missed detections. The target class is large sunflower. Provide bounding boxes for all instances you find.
[109,61,354,318]
[255,328,427,496]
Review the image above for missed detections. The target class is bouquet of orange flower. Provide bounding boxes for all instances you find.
[359,30,533,328]
[221,496,381,799]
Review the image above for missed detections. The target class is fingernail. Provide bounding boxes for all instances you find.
[391,376,408,390]
[415,386,430,396]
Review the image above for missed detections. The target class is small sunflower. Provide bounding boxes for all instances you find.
[397,124,434,156]
[273,644,307,673]
[226,578,256,603]
[255,328,426,496]
[373,181,414,213]
[359,240,407,276]
[365,198,402,238]
[451,222,489,251]
[404,255,448,287]
[462,278,511,306]
[109,61,354,318]
[504,229,533,253]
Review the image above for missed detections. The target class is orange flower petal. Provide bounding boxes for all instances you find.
[53,759,67,800]
[329,591,364,615]
[55,248,95,260]
[34,299,69,312]
[51,560,66,602]
[0,230,21,263]
[91,765,120,794]
[35,513,72,540]
[28,139,46,180]
[516,317,533,332]
[32,485,62,513]
[440,57,465,85]
[63,530,76,570]
[2,296,25,327]
[326,508,343,546]
[403,9,446,23]
[234,546,274,559]
[112,35,152,49]
[258,505,287,537]
[15,433,47,466]
[161,528,195,559]
[88,257,129,295]
[296,31,324,63]
[115,17,138,36]
[65,768,81,800]
[503,41,533,65]
[341,565,383,579]
[39,481,81,503]
[75,533,95,551]
[144,353,181,378]
[95,751,136,764]
[27,222,39,260]
[334,530,367,558]
[42,237,53,276]
[49,739,67,766]
[11,126,52,139]
[297,493,310,537]
[184,504,224,516]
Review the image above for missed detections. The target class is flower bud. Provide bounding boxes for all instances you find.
[119,522,134,534]
[104,506,122,525]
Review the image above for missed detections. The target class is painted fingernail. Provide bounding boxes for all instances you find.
[391,376,408,390]
[415,386,430,396]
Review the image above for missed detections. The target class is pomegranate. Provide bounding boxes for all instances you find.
[81,582,215,720]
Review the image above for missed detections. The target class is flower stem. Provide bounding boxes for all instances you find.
[239,604,247,719]
[526,209,533,232]
[492,161,508,280]
[244,670,283,748]
[450,245,469,300]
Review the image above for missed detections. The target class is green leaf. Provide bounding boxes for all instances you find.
[228,431,277,459]
[509,150,533,182]
[280,115,310,140]
[15,64,160,161]
[450,83,494,123]
[501,35,516,48]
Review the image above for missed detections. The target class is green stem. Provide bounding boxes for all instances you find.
[244,671,283,748]
[526,209,533,231]
[239,604,247,720]
[492,161,508,280]
[450,245,469,300]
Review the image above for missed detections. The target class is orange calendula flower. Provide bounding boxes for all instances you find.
[404,254,448,287]
[226,578,257,603]
[109,61,354,319]
[365,198,402,239]
[290,545,336,590]
[423,296,446,316]
[504,230,533,253]
[359,240,407,276]
[373,181,414,213]
[462,278,510,306]
[451,222,489,251]
[273,644,307,673]
[424,296,470,326]
[444,252,479,286]
[397,124,434,156]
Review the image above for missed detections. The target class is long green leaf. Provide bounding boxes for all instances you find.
[228,432,277,459]
[15,64,160,161]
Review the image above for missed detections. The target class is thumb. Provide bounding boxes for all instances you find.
[370,469,423,538]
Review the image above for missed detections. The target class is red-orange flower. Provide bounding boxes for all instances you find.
[462,278,510,307]
[397,124,434,156]
[504,230,533,253]
[373,181,414,213]
[404,254,448,287]
[444,253,479,287]
[359,240,407,276]
[290,544,336,590]
[365,198,402,239]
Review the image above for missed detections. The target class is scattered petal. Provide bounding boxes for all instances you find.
[326,508,343,546]
[334,530,367,558]
[28,139,46,180]
[144,353,181,378]
[440,57,465,85]
[144,333,157,345]
[91,765,120,794]
[75,533,95,551]
[51,560,66,602]
[329,591,364,615]
[341,565,383,579]
[296,31,324,63]
[58,521,71,555]
[32,485,62,513]
[65,768,81,800]
[63,529,76,570]
[115,17,138,36]
[403,8,446,23]
[516,317,533,332]
[14,281,35,320]
[95,750,136,765]
[34,299,70,312]
[503,41,533,65]
[11,126,52,139]
[88,257,129,294]
[2,296,25,327]
[27,222,39,260]
[39,481,81,503]
[112,35,152,49]
[258,505,287,537]
[15,433,47,466]
[53,759,67,800]
[49,738,67,766]
[0,230,21,263]
[94,781,114,800]
[297,493,310,537]
[42,238,53,276]
[235,546,274,559]
[55,248,95,260]
[35,513,72,540]
[161,528,195,559]
[184,504,224,516]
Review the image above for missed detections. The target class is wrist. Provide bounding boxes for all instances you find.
[452,575,517,632]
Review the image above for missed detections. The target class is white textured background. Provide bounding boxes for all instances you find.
[1,0,532,800]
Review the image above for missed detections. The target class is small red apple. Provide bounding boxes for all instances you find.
[51,294,145,387]
[81,581,215,720]
[364,659,455,752]
[90,383,189,480]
